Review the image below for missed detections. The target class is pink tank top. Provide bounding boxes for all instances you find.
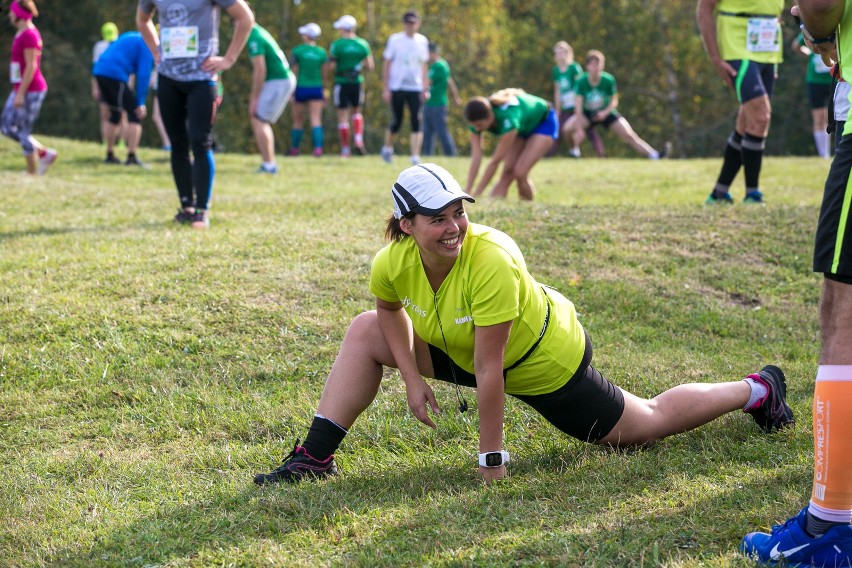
[10,27,47,93]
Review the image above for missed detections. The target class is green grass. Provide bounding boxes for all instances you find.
[0,138,833,566]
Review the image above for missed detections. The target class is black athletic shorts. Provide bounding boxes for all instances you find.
[429,332,625,443]
[814,132,852,280]
[333,83,364,109]
[808,82,832,110]
[95,75,141,124]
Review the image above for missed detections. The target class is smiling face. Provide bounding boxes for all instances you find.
[401,202,469,267]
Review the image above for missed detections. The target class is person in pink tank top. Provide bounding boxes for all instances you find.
[1,0,56,175]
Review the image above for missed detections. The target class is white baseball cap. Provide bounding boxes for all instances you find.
[298,23,321,39]
[333,15,357,30]
[392,163,475,219]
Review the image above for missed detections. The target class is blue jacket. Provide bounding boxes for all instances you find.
[92,32,155,107]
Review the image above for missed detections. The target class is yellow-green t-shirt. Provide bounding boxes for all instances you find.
[715,0,784,63]
[841,0,852,136]
[369,223,586,395]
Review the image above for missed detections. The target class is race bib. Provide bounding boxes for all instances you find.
[10,62,21,84]
[746,18,780,53]
[161,26,199,59]
[560,91,575,108]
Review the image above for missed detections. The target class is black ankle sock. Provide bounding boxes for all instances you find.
[805,510,846,537]
[301,415,348,461]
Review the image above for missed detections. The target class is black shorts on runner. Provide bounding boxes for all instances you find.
[808,82,832,110]
[814,133,852,282]
[95,75,141,124]
[583,109,620,128]
[333,83,364,109]
[428,333,625,443]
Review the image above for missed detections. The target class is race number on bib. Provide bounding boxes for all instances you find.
[746,18,780,53]
[161,26,200,59]
[10,62,21,84]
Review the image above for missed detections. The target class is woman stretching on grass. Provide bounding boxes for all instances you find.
[254,163,794,485]
[464,89,557,201]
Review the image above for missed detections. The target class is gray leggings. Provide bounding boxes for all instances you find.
[1,89,46,155]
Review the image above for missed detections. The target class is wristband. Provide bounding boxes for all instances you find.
[478,450,510,468]
[800,23,836,45]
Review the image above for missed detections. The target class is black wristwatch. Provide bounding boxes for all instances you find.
[478,450,510,468]
[800,23,836,45]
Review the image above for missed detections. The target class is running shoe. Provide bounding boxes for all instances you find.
[380,146,393,164]
[287,148,299,157]
[104,153,122,165]
[174,208,194,225]
[410,155,421,165]
[744,365,795,433]
[313,147,323,157]
[705,191,734,205]
[741,507,852,566]
[568,148,581,158]
[253,440,338,485]
[37,148,58,175]
[659,141,673,159]
[353,144,366,156]
[744,190,765,204]
[256,164,278,174]
[190,210,209,230]
[125,155,148,168]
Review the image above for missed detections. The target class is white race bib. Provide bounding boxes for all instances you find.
[560,91,575,108]
[10,62,21,84]
[161,26,199,59]
[746,18,780,53]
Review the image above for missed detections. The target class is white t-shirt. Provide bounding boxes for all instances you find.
[835,81,850,122]
[383,31,429,92]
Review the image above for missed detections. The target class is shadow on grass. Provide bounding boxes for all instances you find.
[43,432,806,566]
[0,221,181,242]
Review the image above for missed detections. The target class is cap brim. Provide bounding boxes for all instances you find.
[410,196,475,217]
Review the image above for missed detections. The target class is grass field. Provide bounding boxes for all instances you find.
[0,138,835,567]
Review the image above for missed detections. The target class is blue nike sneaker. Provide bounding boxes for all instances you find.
[741,507,852,566]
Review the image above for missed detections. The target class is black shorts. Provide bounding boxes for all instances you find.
[808,82,832,110]
[429,333,625,443]
[814,132,852,279]
[333,83,364,109]
[583,110,620,128]
[95,75,141,124]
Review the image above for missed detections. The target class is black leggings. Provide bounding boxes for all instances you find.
[428,334,625,443]
[157,75,218,211]
[389,90,422,133]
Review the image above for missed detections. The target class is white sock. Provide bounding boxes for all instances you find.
[742,376,769,410]
[814,131,831,158]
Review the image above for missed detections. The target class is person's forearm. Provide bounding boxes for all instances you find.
[797,0,845,38]
[476,370,505,452]
[696,0,722,62]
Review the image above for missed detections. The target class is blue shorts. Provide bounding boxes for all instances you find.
[294,86,324,103]
[524,108,559,140]
[729,59,777,104]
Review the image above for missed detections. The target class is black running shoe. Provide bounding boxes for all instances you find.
[745,365,795,433]
[254,440,338,485]
[174,209,194,224]
[104,153,121,164]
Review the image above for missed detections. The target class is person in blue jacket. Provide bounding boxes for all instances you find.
[92,31,154,166]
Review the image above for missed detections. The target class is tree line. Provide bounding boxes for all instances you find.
[0,0,818,158]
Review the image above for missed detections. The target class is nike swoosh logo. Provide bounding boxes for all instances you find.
[770,542,809,559]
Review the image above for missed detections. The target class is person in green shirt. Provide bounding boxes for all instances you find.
[422,42,461,157]
[549,40,604,158]
[463,88,557,201]
[793,32,834,158]
[563,50,669,160]
[329,14,374,157]
[253,163,793,486]
[289,22,328,157]
[247,22,295,174]
[696,0,784,204]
